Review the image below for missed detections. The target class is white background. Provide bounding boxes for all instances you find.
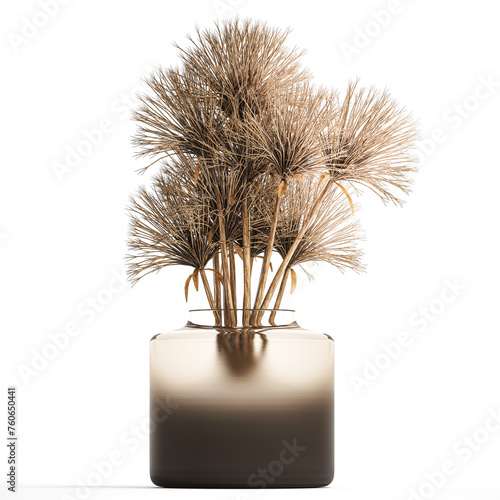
[1,0,500,499]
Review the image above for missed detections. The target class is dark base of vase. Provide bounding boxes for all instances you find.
[150,400,334,489]
[151,472,334,488]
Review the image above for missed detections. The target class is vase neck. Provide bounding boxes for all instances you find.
[187,309,297,329]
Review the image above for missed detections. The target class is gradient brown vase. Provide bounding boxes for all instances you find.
[150,309,334,488]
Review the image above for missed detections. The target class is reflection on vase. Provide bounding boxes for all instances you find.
[216,327,268,377]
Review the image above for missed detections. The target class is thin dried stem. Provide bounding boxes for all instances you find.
[200,269,221,325]
[274,179,362,271]
[259,178,334,310]
[213,252,222,311]
[218,209,236,326]
[252,193,281,316]
[269,267,290,325]
[242,197,252,326]
[228,243,237,310]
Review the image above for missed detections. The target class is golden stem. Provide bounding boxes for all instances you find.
[218,210,235,327]
[242,197,252,327]
[200,269,221,325]
[213,252,221,312]
[229,243,237,310]
[252,194,282,313]
[260,178,333,311]
[269,266,290,325]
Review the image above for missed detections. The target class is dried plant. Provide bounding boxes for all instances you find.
[127,19,418,327]
[273,179,362,272]
[176,18,310,118]
[255,177,363,325]
[128,165,215,275]
[322,81,418,205]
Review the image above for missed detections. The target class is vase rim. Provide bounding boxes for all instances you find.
[188,308,295,312]
[187,309,297,329]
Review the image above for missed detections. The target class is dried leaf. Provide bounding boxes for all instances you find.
[319,172,329,185]
[278,180,288,198]
[255,256,273,272]
[335,182,355,214]
[205,268,224,283]
[184,273,193,302]
[192,268,199,291]
[234,244,244,260]
[194,163,200,185]
[290,268,297,294]
[207,228,215,246]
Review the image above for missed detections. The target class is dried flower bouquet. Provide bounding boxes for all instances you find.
[127,19,417,327]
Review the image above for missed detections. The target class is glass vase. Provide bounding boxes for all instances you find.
[150,309,334,488]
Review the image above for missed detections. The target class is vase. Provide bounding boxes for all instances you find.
[150,309,334,488]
